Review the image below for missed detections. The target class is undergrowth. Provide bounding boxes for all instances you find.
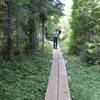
[0,43,52,100]
[63,53,100,100]
[60,41,100,100]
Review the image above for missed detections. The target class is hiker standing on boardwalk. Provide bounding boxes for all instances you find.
[53,29,58,49]
[53,29,61,49]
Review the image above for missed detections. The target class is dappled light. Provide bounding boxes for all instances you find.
[0,0,100,99]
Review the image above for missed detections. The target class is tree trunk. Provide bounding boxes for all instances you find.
[32,18,37,49]
[28,18,33,49]
[7,1,13,60]
[42,21,45,51]
[16,17,20,53]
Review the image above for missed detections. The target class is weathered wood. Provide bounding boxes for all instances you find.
[45,48,71,100]
[45,50,58,100]
[58,48,71,100]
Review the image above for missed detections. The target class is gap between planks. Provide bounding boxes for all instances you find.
[45,48,71,100]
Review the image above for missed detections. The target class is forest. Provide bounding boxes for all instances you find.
[0,0,63,60]
[0,0,63,99]
[61,0,100,99]
[70,0,100,65]
[0,0,100,100]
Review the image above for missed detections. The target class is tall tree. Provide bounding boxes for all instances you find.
[70,0,100,64]
[6,1,13,59]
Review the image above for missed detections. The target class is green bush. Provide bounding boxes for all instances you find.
[87,43,100,64]
[64,55,100,100]
[70,0,100,65]
[0,43,52,100]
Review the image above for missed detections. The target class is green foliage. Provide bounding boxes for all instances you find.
[60,37,100,100]
[45,15,61,40]
[0,43,52,100]
[69,0,100,64]
[64,55,100,100]
[0,0,64,59]
[87,43,100,64]
[59,0,100,99]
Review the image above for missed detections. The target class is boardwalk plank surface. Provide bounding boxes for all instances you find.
[45,48,71,100]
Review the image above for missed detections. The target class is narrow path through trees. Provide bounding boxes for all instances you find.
[45,47,71,100]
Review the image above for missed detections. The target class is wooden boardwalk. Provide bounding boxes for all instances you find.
[45,48,71,100]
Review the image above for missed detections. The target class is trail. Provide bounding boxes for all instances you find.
[45,47,71,100]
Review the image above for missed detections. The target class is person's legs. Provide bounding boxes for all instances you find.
[55,37,58,49]
[53,37,56,49]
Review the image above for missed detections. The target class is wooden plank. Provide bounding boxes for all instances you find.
[58,48,71,100]
[45,49,58,100]
[45,48,71,100]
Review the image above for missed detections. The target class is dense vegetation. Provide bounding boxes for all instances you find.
[0,0,100,99]
[59,0,100,100]
[69,0,100,64]
[0,43,52,99]
[0,0,63,99]
[65,54,100,100]
[0,0,63,60]
[61,45,100,100]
